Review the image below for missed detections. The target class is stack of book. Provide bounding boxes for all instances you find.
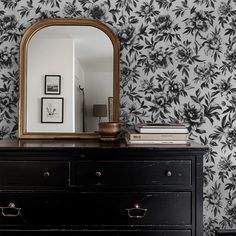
[125,123,190,145]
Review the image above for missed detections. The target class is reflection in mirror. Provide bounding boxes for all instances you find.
[18,18,120,139]
[27,26,113,133]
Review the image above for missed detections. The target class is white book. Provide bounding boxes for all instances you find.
[134,123,188,134]
[125,136,190,145]
[135,127,188,134]
[127,129,189,141]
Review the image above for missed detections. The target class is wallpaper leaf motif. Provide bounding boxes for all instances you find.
[0,0,236,235]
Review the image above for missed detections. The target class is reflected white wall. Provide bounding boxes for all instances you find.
[85,72,112,131]
[74,56,85,132]
[27,38,75,132]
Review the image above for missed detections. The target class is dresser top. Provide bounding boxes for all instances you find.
[0,139,208,153]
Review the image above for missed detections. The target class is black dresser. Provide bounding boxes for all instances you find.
[0,140,208,236]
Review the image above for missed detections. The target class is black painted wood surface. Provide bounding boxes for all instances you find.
[0,140,208,235]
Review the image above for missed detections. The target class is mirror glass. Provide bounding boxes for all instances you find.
[18,19,120,139]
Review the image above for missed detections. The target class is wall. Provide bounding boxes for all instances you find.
[74,57,85,132]
[27,38,75,132]
[85,71,112,131]
[0,0,236,235]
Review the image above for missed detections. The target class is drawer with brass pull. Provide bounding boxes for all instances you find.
[0,161,69,188]
[71,160,191,187]
[0,193,63,225]
[63,192,191,226]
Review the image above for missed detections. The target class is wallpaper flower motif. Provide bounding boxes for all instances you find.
[0,0,236,235]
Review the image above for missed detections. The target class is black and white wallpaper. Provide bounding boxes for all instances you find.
[0,0,236,235]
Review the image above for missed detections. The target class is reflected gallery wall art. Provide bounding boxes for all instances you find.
[44,75,61,95]
[41,97,64,123]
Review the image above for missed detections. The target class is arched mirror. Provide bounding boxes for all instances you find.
[18,18,120,139]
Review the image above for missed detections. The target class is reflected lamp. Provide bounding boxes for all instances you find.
[93,104,107,123]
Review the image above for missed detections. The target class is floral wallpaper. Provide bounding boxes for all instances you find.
[0,0,236,235]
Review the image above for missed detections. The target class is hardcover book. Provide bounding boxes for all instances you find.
[134,123,188,134]
[125,136,190,145]
[127,129,189,141]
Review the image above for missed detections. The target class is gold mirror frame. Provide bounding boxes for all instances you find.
[18,18,120,139]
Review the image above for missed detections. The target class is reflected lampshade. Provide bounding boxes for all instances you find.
[93,104,107,118]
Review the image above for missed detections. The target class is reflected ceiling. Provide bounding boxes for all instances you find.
[33,26,113,72]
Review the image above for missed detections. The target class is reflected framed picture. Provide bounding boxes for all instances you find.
[45,75,61,95]
[108,96,113,122]
[41,97,64,123]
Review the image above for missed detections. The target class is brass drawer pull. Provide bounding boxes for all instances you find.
[165,170,172,177]
[126,204,147,219]
[95,171,102,177]
[0,203,21,217]
[43,171,50,177]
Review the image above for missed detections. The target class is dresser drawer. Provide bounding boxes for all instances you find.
[0,193,63,225]
[65,192,191,226]
[0,161,69,187]
[72,160,191,187]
